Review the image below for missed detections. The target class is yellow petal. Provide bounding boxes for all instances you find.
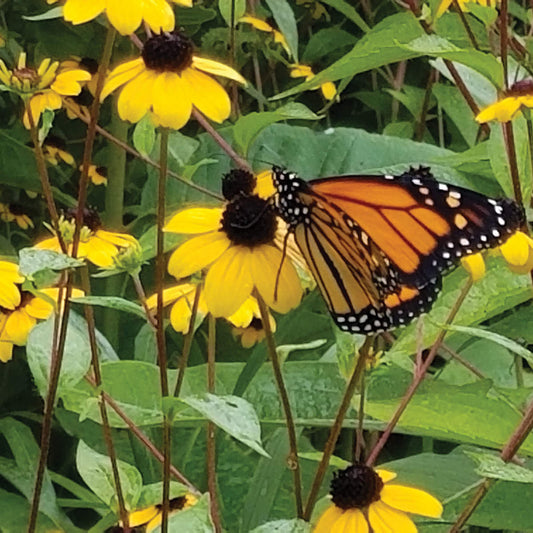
[290,64,313,78]
[376,469,397,483]
[117,69,155,124]
[499,231,532,266]
[255,170,276,199]
[171,0,193,6]
[0,340,14,363]
[250,245,302,313]
[106,0,143,35]
[170,296,197,333]
[24,292,55,320]
[167,232,230,278]
[435,0,453,18]
[476,97,522,123]
[183,68,231,123]
[24,92,62,128]
[239,16,274,32]
[461,253,486,282]
[146,284,197,310]
[227,296,259,327]
[340,509,369,533]
[368,500,417,533]
[101,58,145,101]
[35,237,62,252]
[51,69,91,96]
[85,236,119,267]
[95,230,138,248]
[164,207,223,234]
[273,30,291,56]
[127,506,159,527]
[191,56,246,85]
[204,246,254,317]
[381,484,443,518]
[63,0,106,24]
[313,505,345,533]
[151,72,192,129]
[143,0,175,33]
[5,310,35,345]
[321,81,337,101]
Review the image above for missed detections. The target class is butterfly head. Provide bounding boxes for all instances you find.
[272,166,311,227]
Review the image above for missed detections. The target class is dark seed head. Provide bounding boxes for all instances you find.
[330,464,384,510]
[507,79,533,97]
[142,31,194,73]
[221,194,277,247]
[64,206,101,231]
[8,203,27,216]
[79,57,99,75]
[222,169,256,201]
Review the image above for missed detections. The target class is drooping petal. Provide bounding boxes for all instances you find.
[313,504,345,533]
[95,230,138,248]
[290,64,313,78]
[63,0,106,24]
[117,69,156,124]
[101,58,145,101]
[24,92,62,128]
[85,236,120,267]
[461,253,486,281]
[381,484,443,518]
[151,71,193,129]
[191,56,246,84]
[0,262,23,310]
[183,68,231,123]
[338,509,369,533]
[106,0,144,35]
[204,246,254,317]
[321,81,337,101]
[376,469,397,484]
[142,0,175,33]
[476,97,522,123]
[435,0,453,18]
[35,237,62,253]
[127,506,159,528]
[171,0,193,6]
[145,284,197,310]
[4,310,35,345]
[250,245,302,313]
[169,296,195,333]
[24,290,56,319]
[164,207,223,234]
[167,232,231,278]
[499,231,532,266]
[51,69,92,96]
[226,296,259,327]
[368,500,417,533]
[0,340,14,362]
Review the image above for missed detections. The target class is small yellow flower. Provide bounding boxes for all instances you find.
[476,80,533,123]
[314,464,442,533]
[0,287,83,362]
[0,261,24,310]
[290,64,337,101]
[83,164,108,185]
[436,0,498,19]
[146,283,207,333]
[36,207,138,268]
[229,296,276,348]
[0,52,91,128]
[0,203,34,230]
[119,495,198,531]
[499,231,533,274]
[165,170,303,318]
[239,16,291,56]
[101,31,245,130]
[42,136,75,166]
[58,0,192,36]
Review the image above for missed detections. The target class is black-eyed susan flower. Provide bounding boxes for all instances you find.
[83,164,108,186]
[101,31,245,129]
[239,16,291,56]
[476,80,533,123]
[436,0,497,18]
[0,286,83,362]
[58,0,192,36]
[0,261,24,310]
[0,52,91,128]
[314,464,442,533]
[290,64,337,101]
[0,203,34,230]
[146,283,207,333]
[229,295,276,348]
[165,170,302,318]
[42,135,75,166]
[36,207,138,268]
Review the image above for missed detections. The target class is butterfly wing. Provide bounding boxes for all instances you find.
[310,167,524,287]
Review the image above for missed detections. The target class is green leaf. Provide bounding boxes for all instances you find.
[136,481,189,508]
[0,128,41,191]
[133,115,156,158]
[265,0,299,60]
[178,393,269,457]
[168,131,200,167]
[139,225,183,261]
[302,28,356,64]
[149,493,214,533]
[250,519,311,533]
[464,450,533,483]
[467,4,498,27]
[71,296,146,320]
[23,6,64,20]
[218,0,246,27]
[76,441,143,510]
[233,103,319,155]
[177,6,217,26]
[273,12,425,99]
[18,248,83,278]
[319,0,370,33]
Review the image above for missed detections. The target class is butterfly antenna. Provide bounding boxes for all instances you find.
[230,200,274,230]
[274,231,290,302]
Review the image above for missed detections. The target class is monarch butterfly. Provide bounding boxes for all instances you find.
[272,166,524,333]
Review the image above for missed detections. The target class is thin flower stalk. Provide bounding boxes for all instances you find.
[303,336,373,520]
[451,0,479,50]
[207,314,222,533]
[173,284,202,397]
[80,266,129,530]
[365,278,473,467]
[257,293,303,518]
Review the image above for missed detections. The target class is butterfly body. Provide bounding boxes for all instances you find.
[272,166,524,333]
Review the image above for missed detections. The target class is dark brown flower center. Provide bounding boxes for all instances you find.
[8,203,27,216]
[45,135,67,150]
[506,79,533,97]
[249,317,264,330]
[142,31,194,73]
[221,194,277,247]
[14,67,38,83]
[95,166,108,178]
[64,206,102,231]
[222,169,256,201]
[79,57,98,75]
[330,464,384,510]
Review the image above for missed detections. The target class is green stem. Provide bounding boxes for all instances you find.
[257,294,303,518]
[156,128,171,533]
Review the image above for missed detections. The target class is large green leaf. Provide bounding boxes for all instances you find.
[149,493,214,533]
[265,0,298,60]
